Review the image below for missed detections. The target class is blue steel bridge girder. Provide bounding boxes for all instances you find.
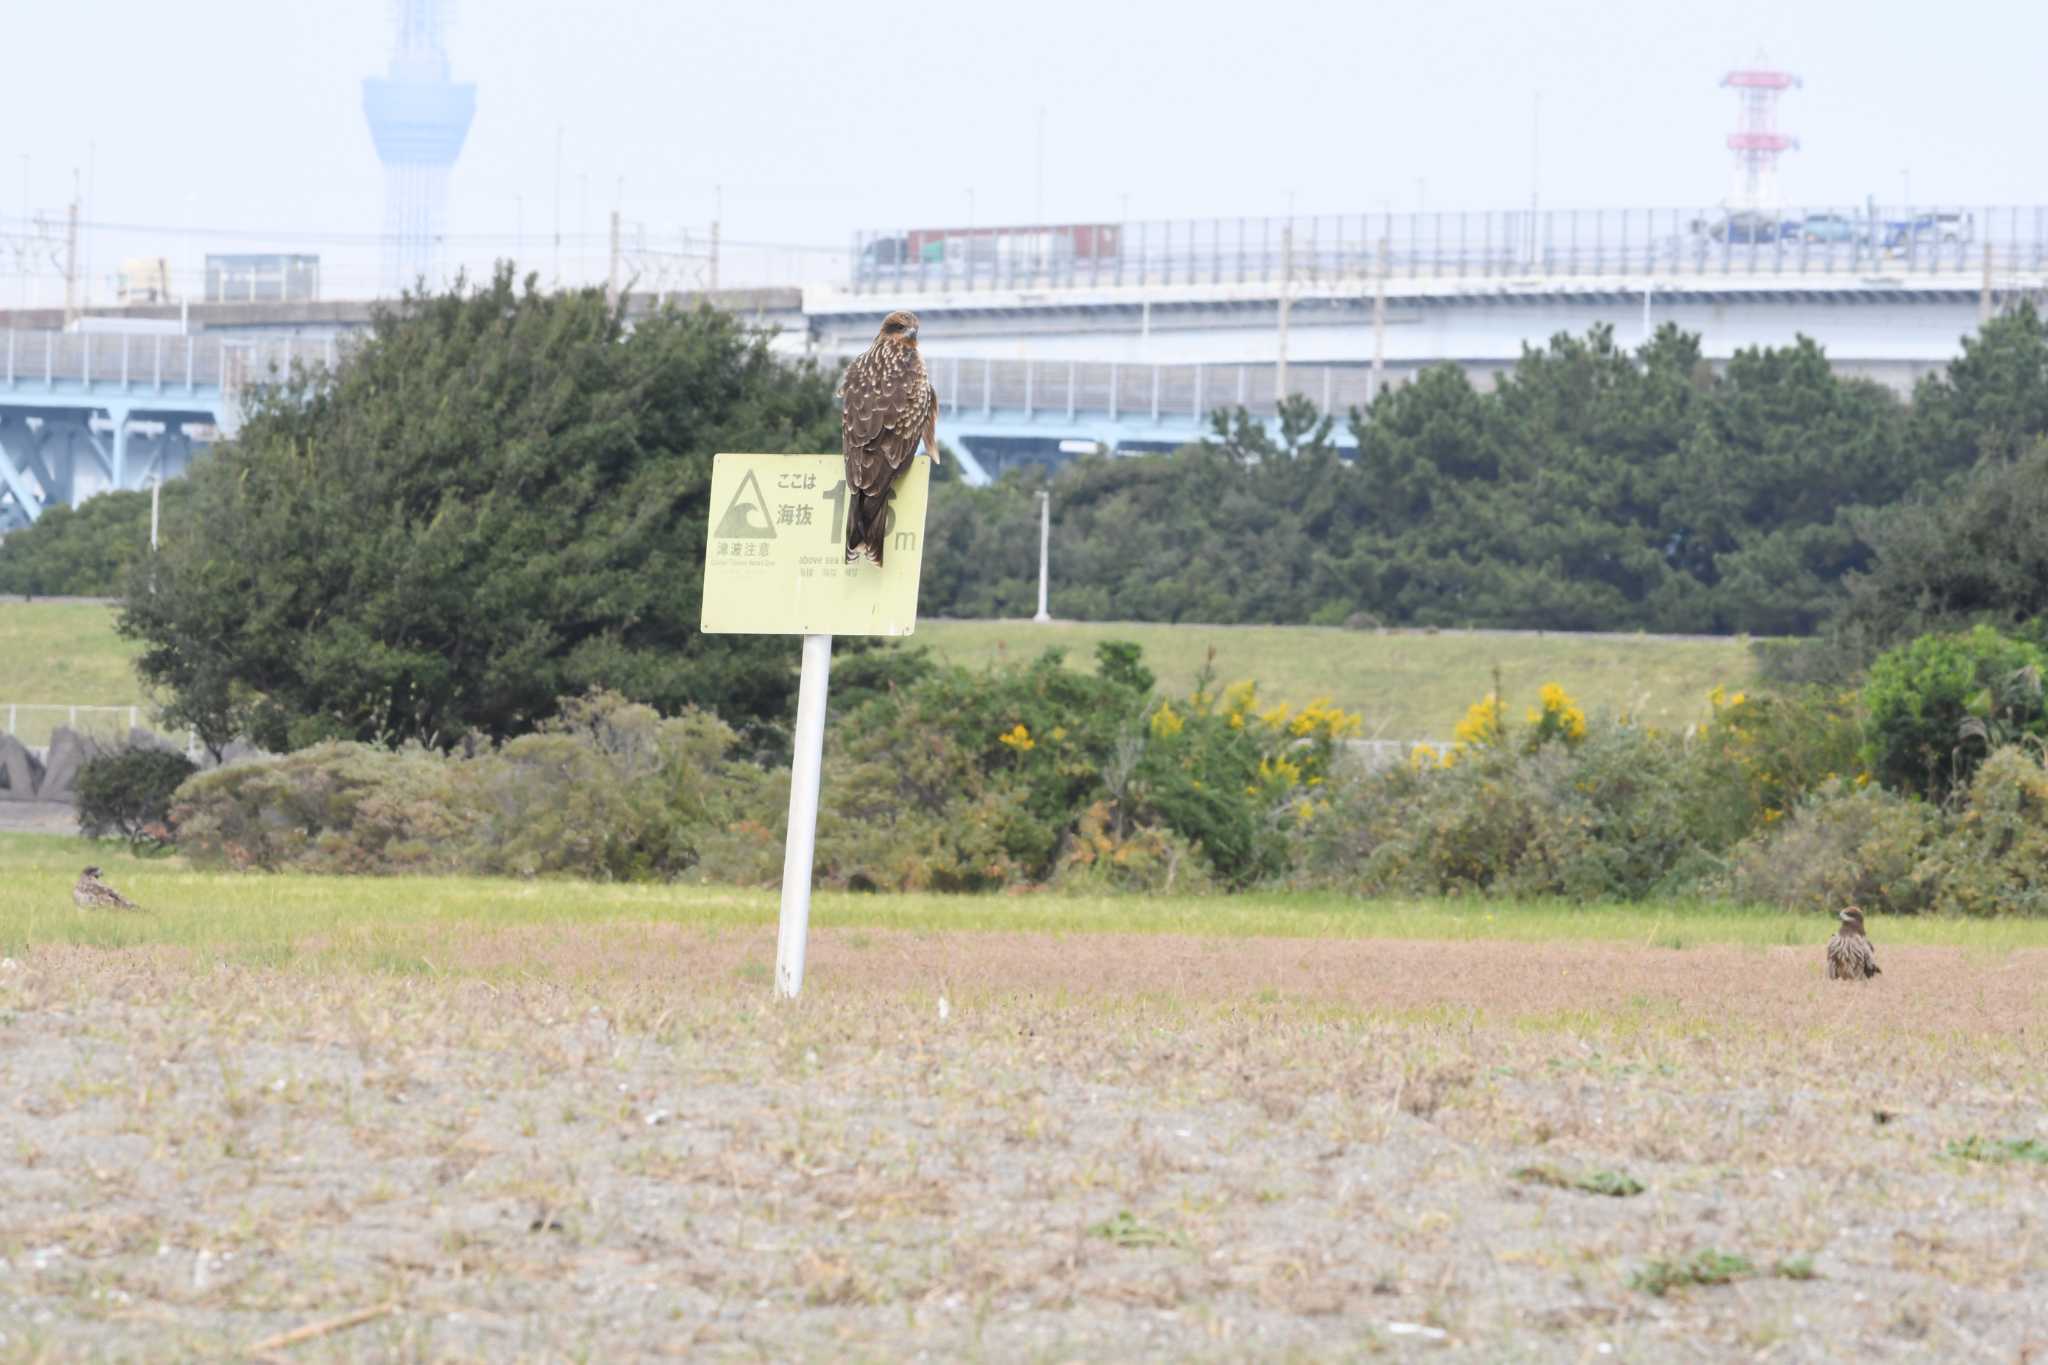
[0,399,210,527]
[0,419,43,531]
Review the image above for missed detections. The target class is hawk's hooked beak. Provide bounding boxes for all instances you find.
[905,325,918,341]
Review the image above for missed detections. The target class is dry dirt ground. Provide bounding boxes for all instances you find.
[1,930,2044,1362]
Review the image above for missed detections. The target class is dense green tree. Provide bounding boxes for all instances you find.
[1908,301,2048,472]
[119,268,840,751]
[1839,440,2048,646]
[0,481,195,598]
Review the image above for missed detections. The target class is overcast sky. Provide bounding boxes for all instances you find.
[3,0,2041,298]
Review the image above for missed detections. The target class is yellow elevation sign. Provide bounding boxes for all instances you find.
[699,453,931,636]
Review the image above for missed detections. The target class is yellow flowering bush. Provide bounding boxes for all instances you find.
[997,723,1035,752]
[1689,684,1866,847]
[1452,692,1506,748]
[1523,682,1588,750]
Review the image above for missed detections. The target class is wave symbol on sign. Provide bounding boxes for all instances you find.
[713,470,777,539]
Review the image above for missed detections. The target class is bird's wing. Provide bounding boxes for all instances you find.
[841,353,892,451]
[844,348,924,491]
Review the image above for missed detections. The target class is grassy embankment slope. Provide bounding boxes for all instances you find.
[0,600,1758,744]
[916,618,1755,740]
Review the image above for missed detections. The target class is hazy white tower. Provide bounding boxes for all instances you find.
[1721,59,1799,211]
[362,0,476,294]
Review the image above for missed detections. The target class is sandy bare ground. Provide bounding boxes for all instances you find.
[1,931,2044,1361]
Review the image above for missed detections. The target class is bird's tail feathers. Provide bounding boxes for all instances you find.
[845,493,887,567]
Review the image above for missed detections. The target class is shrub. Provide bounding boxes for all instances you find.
[1050,801,1216,895]
[1862,626,2047,800]
[1684,685,1869,848]
[1720,778,1943,916]
[466,692,772,881]
[1299,722,1711,901]
[171,741,473,873]
[170,689,774,880]
[1522,682,1588,752]
[74,747,199,849]
[1921,745,2048,916]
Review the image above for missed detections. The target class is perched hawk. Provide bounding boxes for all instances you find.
[73,866,140,911]
[840,310,939,566]
[1825,906,1879,981]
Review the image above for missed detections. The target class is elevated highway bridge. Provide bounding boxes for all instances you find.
[6,205,2047,519]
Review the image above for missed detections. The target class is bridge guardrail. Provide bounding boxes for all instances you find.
[2,331,344,396]
[924,356,1383,424]
[851,204,2048,294]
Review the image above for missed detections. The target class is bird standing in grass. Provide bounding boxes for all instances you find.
[1826,906,1879,980]
[840,310,938,566]
[73,866,141,911]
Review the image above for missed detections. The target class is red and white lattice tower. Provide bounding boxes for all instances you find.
[1721,62,1800,210]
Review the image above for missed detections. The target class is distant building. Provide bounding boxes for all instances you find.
[117,258,174,304]
[205,254,321,303]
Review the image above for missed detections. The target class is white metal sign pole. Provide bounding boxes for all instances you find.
[1033,490,1051,623]
[775,631,833,999]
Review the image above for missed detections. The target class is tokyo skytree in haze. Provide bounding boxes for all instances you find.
[362,0,476,294]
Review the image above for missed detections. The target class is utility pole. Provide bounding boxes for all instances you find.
[1530,91,1542,267]
[63,194,79,326]
[607,209,621,307]
[1034,105,1046,222]
[710,184,722,292]
[84,141,94,310]
[1981,243,1994,323]
[1370,236,1388,400]
[1275,223,1293,400]
[16,154,26,307]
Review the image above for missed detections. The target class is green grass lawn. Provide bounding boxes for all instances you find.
[8,832,2042,971]
[914,619,1756,739]
[0,598,152,745]
[2,602,1757,745]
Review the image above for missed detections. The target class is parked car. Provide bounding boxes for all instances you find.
[1797,213,1870,245]
[1706,211,1795,244]
[1882,212,1974,252]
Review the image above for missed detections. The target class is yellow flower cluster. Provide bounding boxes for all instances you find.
[1290,697,1365,741]
[1452,693,1506,748]
[1257,754,1304,788]
[1409,742,1459,770]
[997,723,1035,752]
[1149,703,1184,739]
[1525,681,1588,747]
[1707,684,1749,710]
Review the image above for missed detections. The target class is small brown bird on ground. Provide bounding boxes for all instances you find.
[1825,906,1880,980]
[73,866,141,911]
[840,309,939,566]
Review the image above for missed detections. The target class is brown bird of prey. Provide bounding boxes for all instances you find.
[73,866,141,911]
[1826,906,1880,981]
[840,310,939,566]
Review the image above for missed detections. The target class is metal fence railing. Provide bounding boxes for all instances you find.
[1,703,158,752]
[917,356,1390,423]
[1,330,345,397]
[851,204,2048,293]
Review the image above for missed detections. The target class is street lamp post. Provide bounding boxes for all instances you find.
[1033,489,1051,623]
